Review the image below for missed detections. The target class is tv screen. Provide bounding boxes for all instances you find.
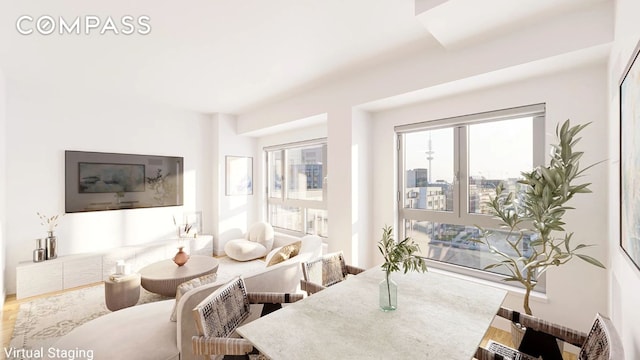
[65,150,184,213]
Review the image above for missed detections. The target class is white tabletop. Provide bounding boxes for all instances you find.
[237,267,506,360]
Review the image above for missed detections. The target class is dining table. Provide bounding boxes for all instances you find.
[237,266,507,359]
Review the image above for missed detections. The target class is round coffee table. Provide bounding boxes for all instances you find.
[139,255,219,297]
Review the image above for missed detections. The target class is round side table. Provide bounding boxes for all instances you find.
[139,255,219,297]
[105,273,141,311]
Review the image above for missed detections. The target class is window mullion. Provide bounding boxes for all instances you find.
[322,144,328,208]
[281,149,287,202]
[532,115,545,167]
[457,125,469,218]
[397,134,406,239]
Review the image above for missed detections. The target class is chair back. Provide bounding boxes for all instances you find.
[302,251,347,287]
[578,313,624,360]
[192,276,250,338]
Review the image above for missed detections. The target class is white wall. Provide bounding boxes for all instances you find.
[4,80,213,294]
[0,66,7,307]
[351,109,372,266]
[372,62,610,332]
[608,0,640,357]
[211,113,257,249]
[236,1,613,134]
[326,108,356,261]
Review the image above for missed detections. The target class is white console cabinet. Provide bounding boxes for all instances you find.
[16,235,213,299]
[16,260,64,299]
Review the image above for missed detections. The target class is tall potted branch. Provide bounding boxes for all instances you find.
[472,119,605,345]
[377,225,428,311]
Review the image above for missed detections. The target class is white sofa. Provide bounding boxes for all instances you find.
[49,235,323,360]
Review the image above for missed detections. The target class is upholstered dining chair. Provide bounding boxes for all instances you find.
[300,251,365,295]
[191,276,303,359]
[475,307,624,360]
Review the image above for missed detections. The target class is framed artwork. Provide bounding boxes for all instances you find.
[225,156,253,196]
[65,151,183,212]
[174,211,203,237]
[620,39,640,272]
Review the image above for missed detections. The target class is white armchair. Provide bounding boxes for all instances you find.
[224,222,275,261]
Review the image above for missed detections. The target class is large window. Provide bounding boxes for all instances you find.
[397,104,545,284]
[266,139,328,237]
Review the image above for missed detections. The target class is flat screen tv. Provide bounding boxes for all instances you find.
[65,150,184,213]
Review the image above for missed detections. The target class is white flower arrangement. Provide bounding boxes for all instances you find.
[37,212,64,232]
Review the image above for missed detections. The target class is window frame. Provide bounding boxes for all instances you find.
[395,104,546,287]
[264,138,328,237]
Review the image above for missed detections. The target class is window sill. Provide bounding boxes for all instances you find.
[427,266,549,304]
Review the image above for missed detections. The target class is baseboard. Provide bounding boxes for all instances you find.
[213,248,226,256]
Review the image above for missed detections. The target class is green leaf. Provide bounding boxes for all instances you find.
[576,254,606,268]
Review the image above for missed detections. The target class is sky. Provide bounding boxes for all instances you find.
[404,117,533,182]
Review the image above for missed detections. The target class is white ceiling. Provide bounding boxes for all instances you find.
[417,0,608,48]
[0,0,610,115]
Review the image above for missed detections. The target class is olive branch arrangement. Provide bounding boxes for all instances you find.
[471,120,605,315]
[378,225,428,307]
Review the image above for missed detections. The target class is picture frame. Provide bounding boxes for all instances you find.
[65,151,184,213]
[174,211,203,237]
[620,39,640,272]
[225,156,253,196]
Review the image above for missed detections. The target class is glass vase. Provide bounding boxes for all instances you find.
[379,273,397,311]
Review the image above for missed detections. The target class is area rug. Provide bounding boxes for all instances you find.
[7,285,168,360]
[7,256,265,360]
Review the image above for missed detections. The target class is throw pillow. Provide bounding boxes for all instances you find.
[266,241,302,267]
[169,273,218,322]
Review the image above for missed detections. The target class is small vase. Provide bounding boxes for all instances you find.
[33,239,45,262]
[45,231,57,260]
[173,246,190,266]
[379,273,398,311]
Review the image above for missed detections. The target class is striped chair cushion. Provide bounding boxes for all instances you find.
[304,252,347,287]
[193,276,250,339]
[579,314,611,360]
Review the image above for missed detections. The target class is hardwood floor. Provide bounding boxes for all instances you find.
[2,294,20,358]
[2,288,577,360]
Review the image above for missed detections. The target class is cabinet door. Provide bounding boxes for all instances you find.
[17,262,63,299]
[63,256,102,289]
[188,235,214,256]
